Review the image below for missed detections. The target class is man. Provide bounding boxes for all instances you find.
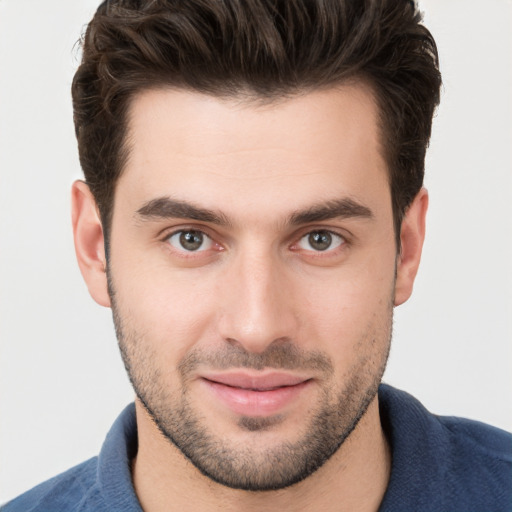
[2,0,511,511]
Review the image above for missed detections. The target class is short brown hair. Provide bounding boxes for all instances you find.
[72,0,441,244]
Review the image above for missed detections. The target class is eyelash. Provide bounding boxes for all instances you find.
[166,229,216,253]
[162,227,349,259]
[163,228,222,259]
[293,230,346,253]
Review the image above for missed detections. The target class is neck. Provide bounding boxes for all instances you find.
[132,396,391,512]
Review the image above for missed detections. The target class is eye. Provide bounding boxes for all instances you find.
[167,229,213,252]
[297,230,345,252]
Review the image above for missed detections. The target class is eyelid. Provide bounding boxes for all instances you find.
[160,224,216,241]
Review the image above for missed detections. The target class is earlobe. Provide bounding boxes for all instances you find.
[71,180,111,308]
[394,188,428,307]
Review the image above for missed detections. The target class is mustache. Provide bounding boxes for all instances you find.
[178,340,334,378]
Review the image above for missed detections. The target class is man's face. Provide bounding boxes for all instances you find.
[107,85,398,490]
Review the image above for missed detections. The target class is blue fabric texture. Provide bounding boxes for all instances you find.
[3,385,511,511]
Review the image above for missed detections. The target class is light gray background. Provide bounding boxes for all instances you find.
[1,0,511,504]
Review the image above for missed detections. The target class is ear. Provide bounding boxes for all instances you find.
[71,180,111,307]
[394,188,428,306]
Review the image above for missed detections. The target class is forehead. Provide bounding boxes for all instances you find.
[118,85,390,222]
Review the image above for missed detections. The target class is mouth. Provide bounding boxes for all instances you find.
[199,371,313,417]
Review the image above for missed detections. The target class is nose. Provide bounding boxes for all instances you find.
[217,248,299,354]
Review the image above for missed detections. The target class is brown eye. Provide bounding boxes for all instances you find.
[168,230,212,252]
[298,230,344,252]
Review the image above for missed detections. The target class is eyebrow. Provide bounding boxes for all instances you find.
[136,197,231,226]
[288,198,374,225]
[136,196,373,226]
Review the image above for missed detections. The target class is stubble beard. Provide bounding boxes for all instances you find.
[109,283,392,491]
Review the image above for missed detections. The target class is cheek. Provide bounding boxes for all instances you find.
[111,258,221,365]
[297,258,395,356]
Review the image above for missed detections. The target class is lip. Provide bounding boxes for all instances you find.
[199,371,312,417]
[201,371,309,390]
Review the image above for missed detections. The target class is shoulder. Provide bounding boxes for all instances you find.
[1,457,106,512]
[440,414,512,461]
[379,384,512,512]
[435,414,512,505]
[2,404,140,512]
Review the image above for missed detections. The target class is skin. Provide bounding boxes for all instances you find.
[72,84,428,512]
